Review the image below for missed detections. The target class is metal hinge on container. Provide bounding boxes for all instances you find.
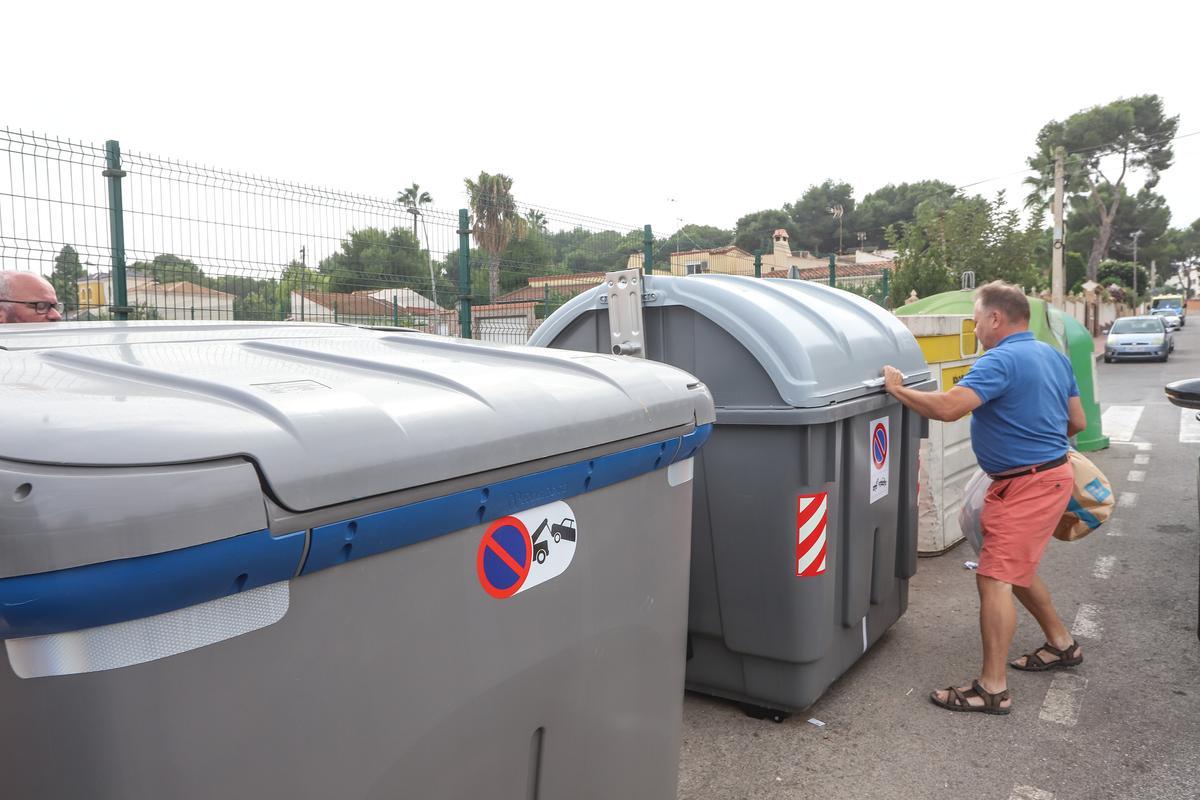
[599,268,646,357]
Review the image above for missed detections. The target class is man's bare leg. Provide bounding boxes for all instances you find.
[931,574,1014,708]
[1011,574,1081,667]
[977,574,1016,693]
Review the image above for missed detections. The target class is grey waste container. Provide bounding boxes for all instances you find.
[0,321,715,800]
[530,274,932,716]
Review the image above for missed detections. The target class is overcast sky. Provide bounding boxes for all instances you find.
[3,0,1198,239]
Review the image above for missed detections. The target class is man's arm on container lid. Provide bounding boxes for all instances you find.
[1067,395,1087,437]
[882,364,981,423]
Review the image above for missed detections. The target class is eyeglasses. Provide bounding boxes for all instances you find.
[0,299,65,315]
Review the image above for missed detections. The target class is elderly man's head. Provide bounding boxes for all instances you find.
[0,272,63,323]
[972,280,1029,350]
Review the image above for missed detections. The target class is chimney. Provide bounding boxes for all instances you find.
[772,229,792,259]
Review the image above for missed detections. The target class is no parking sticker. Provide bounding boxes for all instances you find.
[477,501,577,599]
[869,416,890,504]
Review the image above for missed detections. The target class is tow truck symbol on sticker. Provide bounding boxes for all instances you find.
[477,501,577,599]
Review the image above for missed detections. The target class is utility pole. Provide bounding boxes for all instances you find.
[1150,259,1156,293]
[1131,230,1143,298]
[1051,146,1065,309]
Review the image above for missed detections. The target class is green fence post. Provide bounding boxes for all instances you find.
[643,224,653,274]
[881,267,891,307]
[754,249,762,278]
[190,305,195,320]
[458,209,472,339]
[393,294,399,327]
[103,140,129,321]
[828,253,836,287]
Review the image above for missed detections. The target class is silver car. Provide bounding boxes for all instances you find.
[1151,307,1182,331]
[1105,316,1172,363]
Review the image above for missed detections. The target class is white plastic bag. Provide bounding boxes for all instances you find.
[958,468,992,556]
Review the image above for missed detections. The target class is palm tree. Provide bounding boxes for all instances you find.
[525,209,548,235]
[397,183,433,239]
[464,172,524,302]
[398,184,441,309]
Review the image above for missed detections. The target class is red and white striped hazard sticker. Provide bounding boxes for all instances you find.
[796,492,828,577]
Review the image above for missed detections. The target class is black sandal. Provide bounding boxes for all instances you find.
[1010,641,1082,672]
[929,679,1011,715]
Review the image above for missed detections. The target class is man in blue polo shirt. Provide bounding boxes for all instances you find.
[883,281,1087,715]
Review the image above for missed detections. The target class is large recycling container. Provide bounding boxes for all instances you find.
[530,274,932,714]
[0,321,715,800]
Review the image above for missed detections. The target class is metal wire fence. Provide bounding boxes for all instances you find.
[1,128,891,344]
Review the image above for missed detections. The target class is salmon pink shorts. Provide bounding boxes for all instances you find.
[978,462,1073,587]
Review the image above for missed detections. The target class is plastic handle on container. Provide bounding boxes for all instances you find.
[862,376,888,389]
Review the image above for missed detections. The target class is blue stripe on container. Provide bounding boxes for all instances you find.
[675,424,711,462]
[301,425,711,575]
[0,529,306,639]
[0,424,713,638]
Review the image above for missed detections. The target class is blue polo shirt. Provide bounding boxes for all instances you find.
[957,331,1078,474]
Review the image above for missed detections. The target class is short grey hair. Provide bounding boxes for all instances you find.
[976,280,1030,323]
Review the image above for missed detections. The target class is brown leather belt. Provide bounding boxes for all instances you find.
[988,453,1069,481]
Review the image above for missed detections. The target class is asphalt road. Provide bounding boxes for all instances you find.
[677,324,1200,800]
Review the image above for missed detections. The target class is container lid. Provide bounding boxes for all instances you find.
[0,321,714,511]
[530,274,929,408]
[896,290,1064,353]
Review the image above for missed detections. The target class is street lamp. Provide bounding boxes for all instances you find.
[828,204,844,254]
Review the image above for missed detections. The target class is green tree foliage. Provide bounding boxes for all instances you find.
[654,224,734,265]
[279,261,330,293]
[465,172,525,302]
[784,179,856,255]
[130,253,204,284]
[856,181,957,248]
[525,209,548,234]
[546,227,641,274]
[50,245,85,313]
[1151,218,1200,294]
[733,209,801,254]
[888,192,1043,305]
[1065,186,1171,278]
[497,231,559,294]
[129,302,159,321]
[1094,259,1149,297]
[396,183,433,239]
[233,283,284,321]
[317,227,432,294]
[1064,251,1088,293]
[1025,95,1179,280]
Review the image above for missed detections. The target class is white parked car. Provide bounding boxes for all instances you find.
[1150,307,1182,331]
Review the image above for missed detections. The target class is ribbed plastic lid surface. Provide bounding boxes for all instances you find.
[0,322,714,511]
[530,274,929,408]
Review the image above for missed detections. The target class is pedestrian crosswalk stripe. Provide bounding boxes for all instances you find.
[1179,408,1200,443]
[1101,405,1144,443]
[1039,673,1087,727]
[1092,555,1117,579]
[1071,603,1102,639]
